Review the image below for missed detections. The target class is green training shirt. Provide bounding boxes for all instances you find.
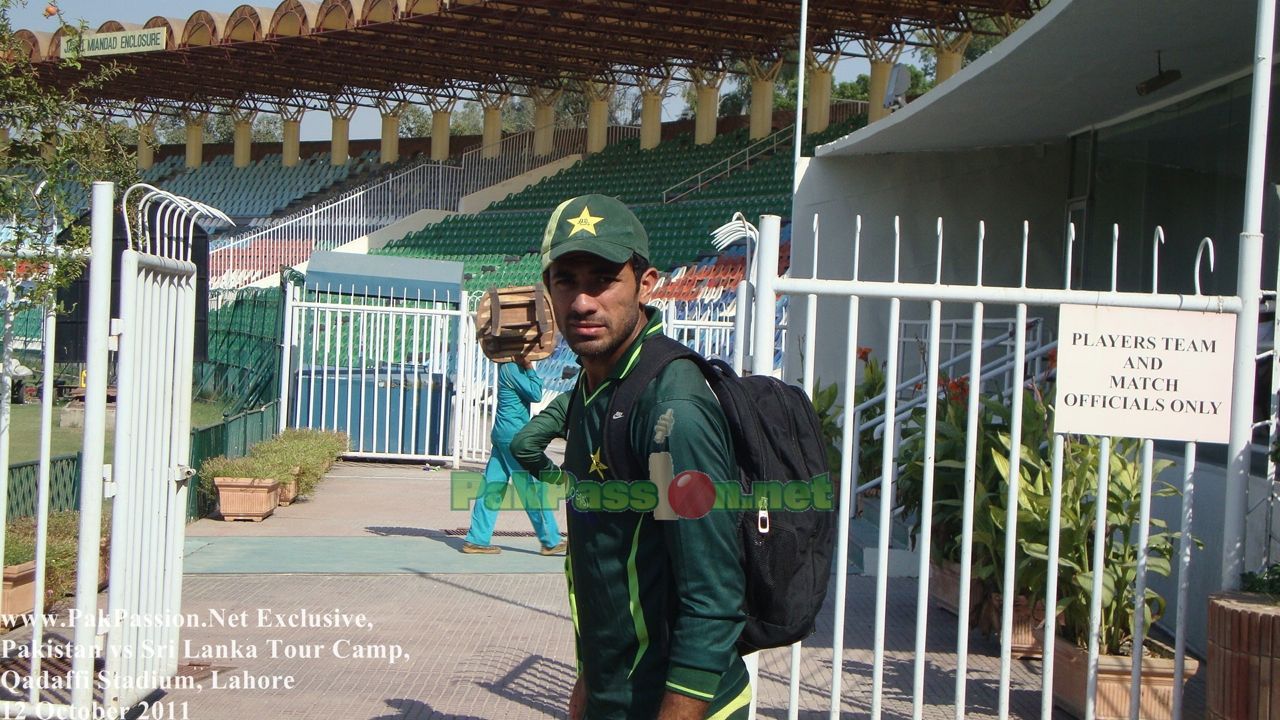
[515,306,748,719]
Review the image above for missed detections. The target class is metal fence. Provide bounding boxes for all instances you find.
[188,401,280,520]
[756,209,1246,718]
[4,453,80,520]
[198,285,284,414]
[209,159,467,290]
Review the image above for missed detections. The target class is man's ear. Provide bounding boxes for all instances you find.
[637,266,660,304]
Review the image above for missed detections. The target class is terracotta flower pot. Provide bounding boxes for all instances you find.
[1053,635,1198,720]
[2,561,37,622]
[278,478,299,506]
[213,477,280,522]
[1207,591,1280,719]
[929,559,982,618]
[981,593,1051,659]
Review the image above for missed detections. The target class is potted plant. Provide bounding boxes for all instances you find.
[199,455,280,522]
[1206,564,1280,719]
[1027,435,1197,720]
[897,373,985,618]
[3,510,110,623]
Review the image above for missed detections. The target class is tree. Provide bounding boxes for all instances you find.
[151,110,282,145]
[1,0,137,411]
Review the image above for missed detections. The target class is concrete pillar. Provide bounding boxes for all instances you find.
[929,29,971,84]
[431,107,451,161]
[861,40,904,124]
[530,86,561,157]
[640,91,663,150]
[282,119,302,167]
[329,100,356,165]
[376,99,401,163]
[806,67,833,134]
[635,68,672,151]
[582,80,612,155]
[183,112,206,169]
[276,105,304,167]
[936,50,963,83]
[380,111,401,164]
[868,61,893,123]
[690,68,725,145]
[232,113,254,168]
[482,106,502,156]
[746,57,783,140]
[135,120,154,170]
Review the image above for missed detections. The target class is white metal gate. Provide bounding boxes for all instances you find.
[0,183,219,718]
[749,206,1254,718]
[103,186,226,711]
[280,283,491,463]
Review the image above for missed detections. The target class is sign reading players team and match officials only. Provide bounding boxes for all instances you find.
[65,28,168,58]
[1054,304,1236,443]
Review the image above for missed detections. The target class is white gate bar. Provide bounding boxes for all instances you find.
[27,303,56,702]
[910,221,945,720]
[870,219,904,720]
[772,277,1242,313]
[1040,434,1067,720]
[1084,437,1112,720]
[1172,443,1196,720]
[954,221,986,720]
[70,181,114,709]
[278,281,297,432]
[996,226,1031,718]
[1128,439,1157,718]
[1223,0,1276,590]
[828,215,862,720]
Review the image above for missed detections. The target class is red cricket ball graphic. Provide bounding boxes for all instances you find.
[669,470,716,519]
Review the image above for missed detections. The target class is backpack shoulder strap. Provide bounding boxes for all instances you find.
[601,335,701,483]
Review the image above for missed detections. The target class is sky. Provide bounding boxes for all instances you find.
[10,0,872,141]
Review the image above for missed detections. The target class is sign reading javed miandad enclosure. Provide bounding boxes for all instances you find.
[65,28,168,58]
[1054,304,1236,443]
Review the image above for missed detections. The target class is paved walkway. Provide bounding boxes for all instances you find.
[64,459,1205,718]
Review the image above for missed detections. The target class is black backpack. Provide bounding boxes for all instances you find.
[600,334,837,653]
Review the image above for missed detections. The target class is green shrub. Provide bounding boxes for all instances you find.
[5,510,110,601]
[198,430,348,502]
[249,430,348,498]
[1242,563,1280,596]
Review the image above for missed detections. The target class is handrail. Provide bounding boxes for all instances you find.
[851,338,1058,498]
[214,155,448,249]
[663,125,795,203]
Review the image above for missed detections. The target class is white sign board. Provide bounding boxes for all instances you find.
[1054,304,1236,443]
[67,28,168,58]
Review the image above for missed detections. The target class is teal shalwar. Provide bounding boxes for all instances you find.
[465,361,562,549]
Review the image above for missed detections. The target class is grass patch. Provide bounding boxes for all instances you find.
[5,399,229,466]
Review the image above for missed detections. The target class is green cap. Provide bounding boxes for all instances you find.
[540,194,649,271]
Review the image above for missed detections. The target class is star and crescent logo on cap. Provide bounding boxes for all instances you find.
[566,206,604,237]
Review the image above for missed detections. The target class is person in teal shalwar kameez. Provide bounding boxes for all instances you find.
[462,355,566,555]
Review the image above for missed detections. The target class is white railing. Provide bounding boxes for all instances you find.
[830,99,871,126]
[210,122,642,293]
[209,159,466,290]
[458,122,640,197]
[663,125,794,203]
[897,317,1045,400]
[753,212,1241,718]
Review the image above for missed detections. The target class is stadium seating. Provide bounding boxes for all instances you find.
[157,151,378,226]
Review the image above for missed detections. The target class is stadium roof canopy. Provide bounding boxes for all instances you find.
[15,0,1041,115]
[818,0,1261,156]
